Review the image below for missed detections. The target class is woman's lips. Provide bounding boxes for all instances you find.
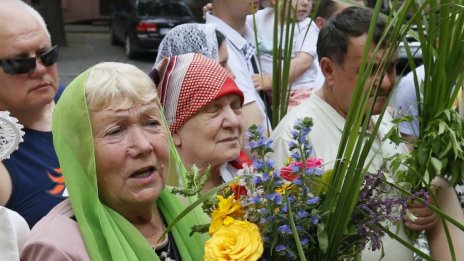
[129,167,156,185]
[219,136,239,143]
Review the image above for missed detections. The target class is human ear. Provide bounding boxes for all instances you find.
[172,132,182,147]
[320,57,335,85]
[315,17,325,29]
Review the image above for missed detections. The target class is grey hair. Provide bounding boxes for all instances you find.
[85,62,160,111]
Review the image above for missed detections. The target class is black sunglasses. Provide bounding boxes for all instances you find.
[0,45,59,75]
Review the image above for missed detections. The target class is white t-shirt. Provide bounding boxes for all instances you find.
[248,8,319,90]
[206,13,269,127]
[0,207,30,260]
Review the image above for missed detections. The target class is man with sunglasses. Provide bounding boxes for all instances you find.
[0,0,66,228]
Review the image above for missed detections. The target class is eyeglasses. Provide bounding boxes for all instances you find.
[0,45,59,75]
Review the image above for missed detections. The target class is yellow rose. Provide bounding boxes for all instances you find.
[205,220,263,261]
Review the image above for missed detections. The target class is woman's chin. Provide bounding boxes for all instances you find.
[131,187,163,205]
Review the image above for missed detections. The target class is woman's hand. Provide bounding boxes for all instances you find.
[252,74,273,91]
[403,200,438,231]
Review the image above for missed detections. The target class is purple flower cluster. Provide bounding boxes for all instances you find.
[354,169,430,251]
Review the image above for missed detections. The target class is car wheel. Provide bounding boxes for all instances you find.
[125,35,136,59]
[110,26,119,45]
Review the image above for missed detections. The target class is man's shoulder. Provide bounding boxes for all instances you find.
[271,98,318,138]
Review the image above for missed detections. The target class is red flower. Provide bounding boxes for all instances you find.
[305,158,323,169]
[280,165,300,181]
[231,183,248,200]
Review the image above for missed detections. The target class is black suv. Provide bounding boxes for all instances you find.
[110,0,195,58]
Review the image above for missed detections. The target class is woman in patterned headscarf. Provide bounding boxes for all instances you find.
[154,23,231,73]
[21,62,207,261]
[152,53,246,192]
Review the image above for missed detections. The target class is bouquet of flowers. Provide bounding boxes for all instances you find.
[171,117,430,260]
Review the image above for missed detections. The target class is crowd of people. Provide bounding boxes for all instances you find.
[1,0,463,260]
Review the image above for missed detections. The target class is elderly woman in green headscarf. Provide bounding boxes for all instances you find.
[20,62,206,261]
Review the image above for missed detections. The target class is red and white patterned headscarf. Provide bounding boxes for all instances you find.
[153,53,244,133]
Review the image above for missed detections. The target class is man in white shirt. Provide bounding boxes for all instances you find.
[271,6,463,260]
[206,0,270,134]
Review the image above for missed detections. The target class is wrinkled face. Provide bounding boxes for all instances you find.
[0,8,58,114]
[292,0,311,21]
[326,35,396,117]
[174,94,243,170]
[91,102,169,209]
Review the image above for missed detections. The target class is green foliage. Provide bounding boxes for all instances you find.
[392,109,464,189]
[401,0,464,191]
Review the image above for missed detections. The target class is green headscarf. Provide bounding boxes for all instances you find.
[52,65,207,260]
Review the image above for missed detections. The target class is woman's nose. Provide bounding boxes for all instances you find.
[126,127,152,157]
[222,107,241,128]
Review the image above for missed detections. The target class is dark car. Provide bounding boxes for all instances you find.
[110,0,196,58]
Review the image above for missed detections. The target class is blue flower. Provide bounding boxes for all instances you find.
[266,215,276,222]
[272,169,280,178]
[281,205,288,213]
[249,140,259,149]
[290,151,301,161]
[291,164,300,173]
[278,224,292,235]
[275,245,286,252]
[311,215,319,225]
[251,176,262,185]
[296,211,309,219]
[307,196,319,205]
[260,138,273,148]
[305,168,314,176]
[304,148,313,156]
[290,129,299,139]
[249,196,261,204]
[301,238,309,245]
[261,172,270,182]
[288,141,297,149]
[265,193,283,205]
[314,168,323,176]
[253,159,263,170]
[266,159,275,168]
[287,195,296,203]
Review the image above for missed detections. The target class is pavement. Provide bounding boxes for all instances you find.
[58,24,154,86]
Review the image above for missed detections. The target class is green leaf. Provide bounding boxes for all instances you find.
[317,223,328,253]
[438,121,446,135]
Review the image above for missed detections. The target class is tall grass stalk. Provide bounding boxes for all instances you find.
[318,0,426,259]
[411,0,464,187]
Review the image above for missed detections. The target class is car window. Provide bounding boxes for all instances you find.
[137,2,192,17]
